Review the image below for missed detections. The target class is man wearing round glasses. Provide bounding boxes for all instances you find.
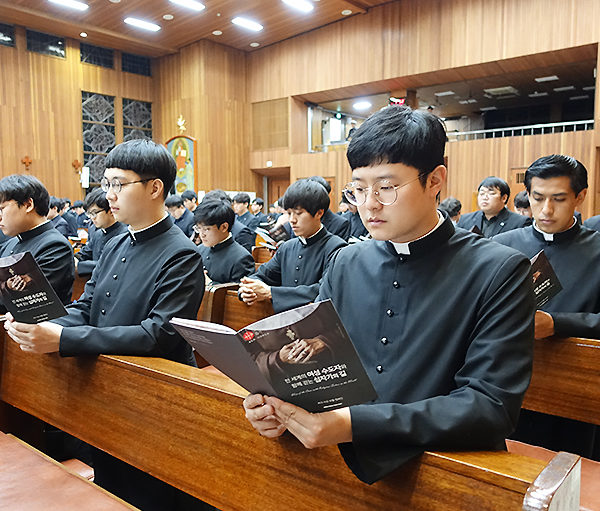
[243,105,534,485]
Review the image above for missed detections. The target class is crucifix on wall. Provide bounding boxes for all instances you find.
[21,156,32,171]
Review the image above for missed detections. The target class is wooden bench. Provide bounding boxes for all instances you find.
[252,245,274,264]
[71,272,89,302]
[0,330,581,510]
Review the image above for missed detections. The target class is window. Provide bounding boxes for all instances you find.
[82,92,116,184]
[121,52,151,77]
[0,23,15,48]
[80,43,114,69]
[123,98,152,141]
[26,29,65,58]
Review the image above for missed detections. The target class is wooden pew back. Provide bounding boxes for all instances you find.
[252,246,273,264]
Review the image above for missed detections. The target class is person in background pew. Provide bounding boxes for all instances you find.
[0,175,74,306]
[340,194,369,239]
[239,179,347,313]
[181,189,198,213]
[243,105,534,484]
[233,192,261,231]
[307,176,350,241]
[494,154,600,460]
[457,176,531,237]
[61,197,80,235]
[4,140,207,511]
[71,200,90,229]
[74,187,127,277]
[48,196,77,239]
[166,194,195,237]
[583,213,600,232]
[513,190,532,218]
[438,196,462,224]
[194,199,255,285]
[250,197,269,225]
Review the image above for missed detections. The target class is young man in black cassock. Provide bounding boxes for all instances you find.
[48,196,77,239]
[494,154,600,460]
[457,176,531,237]
[4,140,207,510]
[194,199,255,284]
[0,175,74,305]
[307,176,351,241]
[232,192,261,231]
[243,105,534,484]
[75,187,127,276]
[239,179,346,314]
[166,194,195,237]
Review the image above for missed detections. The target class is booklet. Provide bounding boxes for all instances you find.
[171,300,377,412]
[256,223,290,244]
[530,249,562,308]
[0,251,67,323]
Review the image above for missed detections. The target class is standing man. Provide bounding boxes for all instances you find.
[243,106,534,484]
[457,177,531,237]
[4,139,205,510]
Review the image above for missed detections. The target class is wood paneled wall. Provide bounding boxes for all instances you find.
[0,27,152,200]
[251,98,288,151]
[153,40,251,193]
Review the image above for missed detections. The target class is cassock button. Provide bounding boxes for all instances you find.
[295,266,300,271]
[101,309,106,315]
[386,309,394,317]
[130,241,134,246]
[399,257,404,262]
[500,222,505,227]
[376,365,383,373]
[393,281,399,288]
[294,279,298,284]
[298,255,302,259]
[380,337,388,345]
[113,274,118,280]
[106,291,110,297]
[121,257,126,263]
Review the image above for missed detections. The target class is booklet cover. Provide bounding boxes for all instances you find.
[530,249,562,308]
[0,251,67,323]
[171,300,377,412]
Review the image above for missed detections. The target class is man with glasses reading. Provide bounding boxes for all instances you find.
[243,105,534,484]
[4,139,205,510]
[458,176,531,237]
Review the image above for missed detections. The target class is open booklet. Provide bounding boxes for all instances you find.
[0,251,67,323]
[171,300,377,412]
[530,249,562,308]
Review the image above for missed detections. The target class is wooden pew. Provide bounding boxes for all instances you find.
[71,272,89,302]
[252,246,273,264]
[0,331,581,511]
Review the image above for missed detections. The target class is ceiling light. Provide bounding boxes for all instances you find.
[467,98,477,103]
[353,101,371,111]
[583,85,595,91]
[282,0,314,13]
[124,18,161,32]
[169,0,205,12]
[553,85,575,92]
[528,91,548,98]
[250,42,260,47]
[163,14,174,20]
[80,32,88,37]
[570,95,589,100]
[480,106,497,111]
[109,0,121,3]
[212,30,223,36]
[231,17,263,32]
[484,86,519,96]
[458,100,469,105]
[535,75,559,82]
[434,90,455,97]
[341,9,352,15]
[48,0,89,11]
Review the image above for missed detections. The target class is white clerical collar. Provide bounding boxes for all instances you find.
[391,211,445,255]
[298,224,323,245]
[128,213,168,240]
[532,217,576,242]
[216,233,233,245]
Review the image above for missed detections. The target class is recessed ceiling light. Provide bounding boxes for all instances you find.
[109,0,121,3]
[535,75,559,82]
[528,91,549,98]
[353,101,371,111]
[231,17,263,32]
[434,90,455,97]
[48,0,89,11]
[282,0,314,13]
[480,106,497,111]
[250,42,260,47]
[467,98,477,103]
[79,32,88,37]
[124,18,161,32]
[583,85,596,91]
[458,100,469,105]
[169,0,205,12]
[553,85,575,92]
[163,14,174,21]
[212,30,223,36]
[570,95,590,100]
[341,9,352,15]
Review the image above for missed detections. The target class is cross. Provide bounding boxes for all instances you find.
[72,159,82,172]
[21,156,32,171]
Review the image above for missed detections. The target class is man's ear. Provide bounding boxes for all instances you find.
[427,165,447,198]
[149,179,165,200]
[218,222,229,233]
[23,198,35,213]
[501,194,509,205]
[314,209,324,221]
[575,188,588,207]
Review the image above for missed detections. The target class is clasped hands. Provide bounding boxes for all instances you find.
[239,277,271,306]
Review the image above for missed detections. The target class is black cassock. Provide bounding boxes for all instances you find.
[251,227,346,313]
[197,236,255,284]
[317,218,534,484]
[1,221,74,305]
[457,207,531,237]
[75,221,128,276]
[494,221,600,459]
[584,214,600,233]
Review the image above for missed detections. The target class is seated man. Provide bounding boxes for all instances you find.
[584,213,600,232]
[233,192,260,231]
[250,197,269,225]
[340,195,369,239]
[243,105,534,484]
[194,199,255,284]
[48,197,76,239]
[494,154,600,459]
[4,139,205,510]
[61,198,79,234]
[0,175,74,305]
[513,190,532,218]
[457,176,531,237]
[181,189,198,213]
[165,194,195,237]
[438,196,462,224]
[239,179,346,313]
[72,200,90,229]
[308,176,350,241]
[75,187,127,276]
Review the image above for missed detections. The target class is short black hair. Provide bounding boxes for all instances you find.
[72,200,85,208]
[513,190,530,209]
[252,197,264,206]
[85,188,110,212]
[347,105,446,186]
[181,190,198,202]
[194,199,235,231]
[438,197,461,217]
[308,176,331,194]
[104,139,176,199]
[282,179,330,216]
[203,189,232,205]
[165,195,184,208]
[232,192,251,205]
[524,154,588,195]
[0,174,50,216]
[49,196,63,211]
[478,176,511,202]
